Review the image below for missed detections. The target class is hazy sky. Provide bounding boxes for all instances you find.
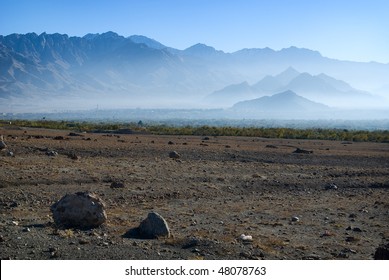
[1,0,388,63]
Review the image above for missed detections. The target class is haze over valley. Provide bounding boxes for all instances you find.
[1,31,388,122]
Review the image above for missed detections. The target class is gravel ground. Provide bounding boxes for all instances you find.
[1,127,388,260]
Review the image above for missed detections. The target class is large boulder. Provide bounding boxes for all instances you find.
[138,212,170,239]
[50,192,107,229]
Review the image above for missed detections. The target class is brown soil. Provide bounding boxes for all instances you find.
[1,127,388,260]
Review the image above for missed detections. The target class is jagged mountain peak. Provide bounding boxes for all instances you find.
[129,35,166,50]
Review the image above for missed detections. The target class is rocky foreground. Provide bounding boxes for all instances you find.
[0,126,388,259]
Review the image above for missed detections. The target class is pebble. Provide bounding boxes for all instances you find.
[325,183,338,190]
[169,151,180,159]
[239,234,253,242]
[291,216,300,222]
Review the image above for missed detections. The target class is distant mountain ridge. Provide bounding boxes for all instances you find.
[232,90,329,112]
[206,67,379,107]
[0,31,388,112]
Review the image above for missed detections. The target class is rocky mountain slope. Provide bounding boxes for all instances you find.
[0,32,388,112]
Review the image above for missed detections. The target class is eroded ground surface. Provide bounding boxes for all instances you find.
[1,127,388,259]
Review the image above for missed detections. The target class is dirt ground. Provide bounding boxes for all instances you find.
[1,126,388,260]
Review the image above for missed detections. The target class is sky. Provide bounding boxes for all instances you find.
[1,0,388,63]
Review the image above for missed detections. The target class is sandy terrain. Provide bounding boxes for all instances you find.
[0,126,388,259]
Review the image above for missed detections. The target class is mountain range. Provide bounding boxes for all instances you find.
[0,31,388,112]
[206,67,379,107]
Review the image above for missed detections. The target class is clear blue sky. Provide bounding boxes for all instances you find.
[1,0,388,63]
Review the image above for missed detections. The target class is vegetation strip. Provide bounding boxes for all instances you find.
[1,120,388,142]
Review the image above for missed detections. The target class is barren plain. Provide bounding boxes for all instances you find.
[0,126,388,259]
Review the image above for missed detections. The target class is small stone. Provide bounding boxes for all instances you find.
[293,148,313,154]
[46,150,58,157]
[345,236,359,242]
[239,234,253,243]
[9,201,18,208]
[291,216,300,222]
[182,238,200,249]
[265,144,277,149]
[7,151,14,157]
[68,153,81,160]
[23,227,30,232]
[325,183,338,190]
[168,141,174,145]
[353,227,363,232]
[169,151,180,159]
[110,181,125,189]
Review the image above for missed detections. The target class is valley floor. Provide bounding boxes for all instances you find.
[0,127,388,259]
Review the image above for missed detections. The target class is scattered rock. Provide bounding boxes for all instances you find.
[291,216,300,222]
[238,234,253,243]
[321,230,334,237]
[345,236,359,242]
[138,212,170,239]
[50,191,107,229]
[265,144,277,149]
[168,141,174,145]
[169,151,180,159]
[68,132,82,137]
[353,227,363,232]
[325,183,338,190]
[182,237,200,249]
[293,148,313,154]
[6,151,14,157]
[68,153,81,160]
[9,201,18,208]
[110,181,125,189]
[303,254,321,260]
[46,150,58,157]
[374,243,389,260]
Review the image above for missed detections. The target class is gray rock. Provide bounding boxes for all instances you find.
[169,151,180,159]
[138,212,170,239]
[293,148,313,154]
[325,183,338,190]
[46,150,58,156]
[110,181,125,189]
[291,216,300,222]
[50,192,107,229]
